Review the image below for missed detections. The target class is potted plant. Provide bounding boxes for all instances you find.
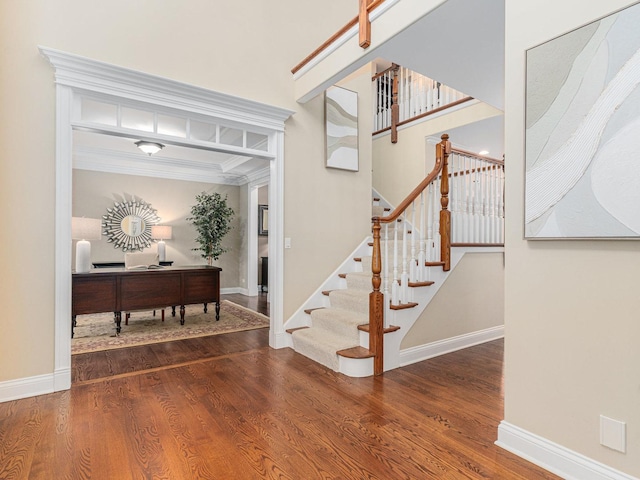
[187,192,235,265]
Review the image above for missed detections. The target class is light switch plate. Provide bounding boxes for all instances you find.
[600,415,626,453]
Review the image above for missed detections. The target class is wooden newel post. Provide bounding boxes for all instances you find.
[370,217,384,375]
[359,0,372,48]
[391,64,400,144]
[439,134,451,271]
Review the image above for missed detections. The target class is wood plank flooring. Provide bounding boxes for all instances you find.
[221,292,269,316]
[1,337,561,479]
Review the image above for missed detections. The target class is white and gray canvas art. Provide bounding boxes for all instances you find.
[325,86,358,171]
[525,2,640,238]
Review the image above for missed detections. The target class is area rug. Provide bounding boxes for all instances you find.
[71,300,269,355]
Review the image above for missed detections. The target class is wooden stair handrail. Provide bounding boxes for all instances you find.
[291,0,386,75]
[369,133,451,376]
[451,146,503,165]
[374,134,451,225]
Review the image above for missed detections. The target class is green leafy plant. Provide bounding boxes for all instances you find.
[187,192,235,265]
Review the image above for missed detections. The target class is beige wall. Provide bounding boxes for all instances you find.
[72,170,242,289]
[373,102,502,206]
[283,64,374,319]
[505,0,640,475]
[401,253,504,349]
[0,1,356,383]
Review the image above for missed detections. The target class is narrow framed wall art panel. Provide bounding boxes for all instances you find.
[325,86,359,172]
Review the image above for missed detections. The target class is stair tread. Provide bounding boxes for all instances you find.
[304,307,324,314]
[337,346,375,359]
[286,326,309,334]
[340,271,370,278]
[357,324,401,334]
[390,302,419,310]
[425,261,445,267]
[408,280,435,287]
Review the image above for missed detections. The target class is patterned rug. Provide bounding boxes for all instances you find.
[71,300,269,355]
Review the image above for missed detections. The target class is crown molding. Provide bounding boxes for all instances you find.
[73,147,249,186]
[39,46,294,131]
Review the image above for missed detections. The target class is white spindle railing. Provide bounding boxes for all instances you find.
[375,147,504,312]
[448,149,504,244]
[373,66,469,132]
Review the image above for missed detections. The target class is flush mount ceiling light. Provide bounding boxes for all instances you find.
[135,140,164,156]
[479,150,490,156]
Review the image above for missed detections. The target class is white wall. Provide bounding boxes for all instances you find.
[0,0,356,384]
[504,0,640,476]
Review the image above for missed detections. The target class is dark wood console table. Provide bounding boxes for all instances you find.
[72,265,221,337]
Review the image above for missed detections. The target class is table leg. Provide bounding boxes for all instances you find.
[203,302,208,313]
[215,301,220,321]
[180,305,185,325]
[71,315,76,338]
[115,312,122,334]
[172,306,176,317]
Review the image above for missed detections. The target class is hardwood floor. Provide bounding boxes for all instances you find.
[1,337,560,479]
[221,292,269,316]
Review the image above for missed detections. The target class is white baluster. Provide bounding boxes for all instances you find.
[402,68,409,120]
[400,218,409,304]
[418,191,426,282]
[426,183,434,263]
[383,223,389,300]
[391,220,399,305]
[489,165,498,243]
[410,200,417,283]
[452,153,460,243]
[499,166,505,243]
[479,161,484,244]
[463,155,471,243]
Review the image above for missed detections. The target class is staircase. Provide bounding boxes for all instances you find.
[287,202,429,376]
[284,134,505,376]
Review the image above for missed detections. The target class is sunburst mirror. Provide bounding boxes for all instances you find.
[102,198,161,251]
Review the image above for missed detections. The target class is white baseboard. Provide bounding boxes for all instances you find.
[497,421,639,480]
[272,330,292,349]
[0,373,55,403]
[221,287,250,295]
[399,325,504,367]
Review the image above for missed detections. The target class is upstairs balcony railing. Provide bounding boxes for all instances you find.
[373,65,473,141]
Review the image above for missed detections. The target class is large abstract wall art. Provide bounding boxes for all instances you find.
[325,86,359,171]
[525,2,640,239]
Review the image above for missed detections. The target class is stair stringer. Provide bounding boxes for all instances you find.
[278,235,372,349]
[381,245,505,372]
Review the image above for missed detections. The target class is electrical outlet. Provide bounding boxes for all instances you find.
[600,415,626,453]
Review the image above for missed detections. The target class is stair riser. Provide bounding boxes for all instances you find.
[311,312,365,342]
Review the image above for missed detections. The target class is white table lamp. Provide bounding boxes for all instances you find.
[72,217,102,273]
[151,225,172,262]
